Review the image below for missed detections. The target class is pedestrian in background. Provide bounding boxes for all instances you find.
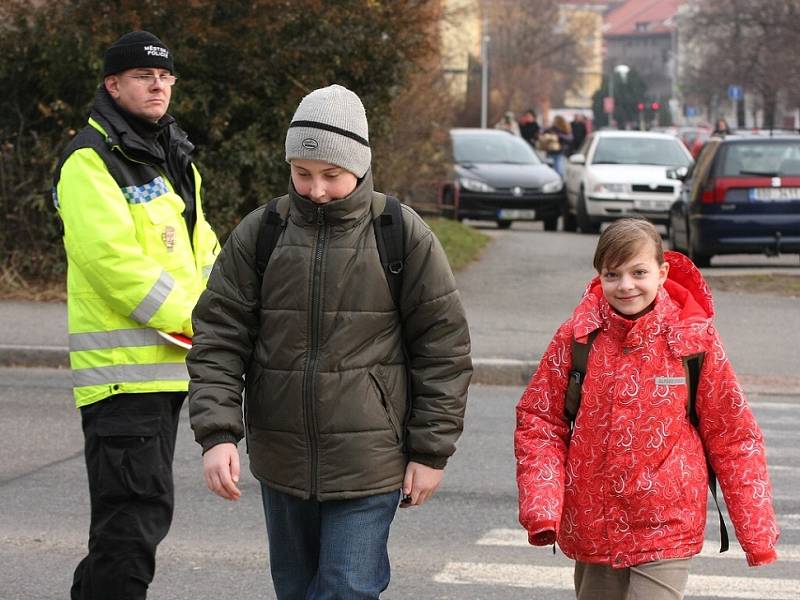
[515,218,778,599]
[713,117,732,136]
[187,84,472,599]
[52,31,219,599]
[539,115,572,178]
[495,110,522,136]
[518,108,540,147]
[570,113,588,152]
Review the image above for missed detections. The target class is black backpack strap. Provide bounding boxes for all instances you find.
[564,329,599,429]
[372,195,405,309]
[255,196,290,279]
[686,352,729,553]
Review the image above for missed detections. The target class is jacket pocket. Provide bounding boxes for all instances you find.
[134,192,190,269]
[369,368,402,443]
[95,414,168,500]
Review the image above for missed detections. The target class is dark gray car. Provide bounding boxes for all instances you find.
[438,128,566,230]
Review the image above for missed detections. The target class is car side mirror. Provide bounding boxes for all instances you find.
[568,153,586,165]
[667,166,688,181]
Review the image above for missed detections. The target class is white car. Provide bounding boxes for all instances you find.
[564,130,694,233]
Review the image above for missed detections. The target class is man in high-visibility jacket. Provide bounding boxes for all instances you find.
[52,31,219,600]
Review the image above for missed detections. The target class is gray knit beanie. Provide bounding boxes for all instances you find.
[285,84,371,178]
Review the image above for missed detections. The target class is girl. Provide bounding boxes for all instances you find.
[515,218,778,599]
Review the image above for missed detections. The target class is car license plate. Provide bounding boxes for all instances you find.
[749,187,800,201]
[633,199,670,211]
[497,209,536,220]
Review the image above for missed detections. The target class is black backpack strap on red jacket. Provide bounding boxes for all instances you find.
[372,195,405,309]
[255,196,290,279]
[685,352,729,553]
[564,329,599,429]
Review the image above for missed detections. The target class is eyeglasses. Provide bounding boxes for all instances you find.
[125,74,178,87]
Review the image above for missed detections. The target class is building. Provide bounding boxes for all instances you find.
[603,0,683,107]
[559,1,622,111]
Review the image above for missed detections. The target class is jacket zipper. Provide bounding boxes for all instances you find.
[303,206,327,498]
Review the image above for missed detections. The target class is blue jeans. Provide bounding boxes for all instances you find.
[261,484,401,600]
[551,153,566,178]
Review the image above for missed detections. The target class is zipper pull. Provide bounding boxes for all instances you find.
[317,207,325,225]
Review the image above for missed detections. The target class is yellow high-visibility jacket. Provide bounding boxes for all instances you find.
[53,89,219,407]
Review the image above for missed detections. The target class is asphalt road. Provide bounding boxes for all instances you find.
[457,221,800,379]
[1,370,798,599]
[2,221,798,598]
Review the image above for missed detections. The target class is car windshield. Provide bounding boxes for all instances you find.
[592,137,692,167]
[452,132,542,165]
[721,141,800,176]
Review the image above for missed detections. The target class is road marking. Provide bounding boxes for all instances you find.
[433,562,799,598]
[475,528,799,560]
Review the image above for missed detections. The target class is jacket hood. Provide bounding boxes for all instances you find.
[571,251,715,355]
[288,169,375,229]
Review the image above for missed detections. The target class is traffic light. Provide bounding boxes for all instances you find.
[637,102,645,112]
[651,102,660,111]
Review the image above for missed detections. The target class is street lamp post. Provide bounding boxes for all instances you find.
[480,14,490,129]
[606,64,630,128]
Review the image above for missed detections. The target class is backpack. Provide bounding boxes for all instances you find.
[564,333,729,553]
[254,194,405,306]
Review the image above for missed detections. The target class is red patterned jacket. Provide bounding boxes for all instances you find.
[515,251,778,568]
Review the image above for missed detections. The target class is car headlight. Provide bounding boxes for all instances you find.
[593,182,631,194]
[542,179,563,193]
[459,177,495,193]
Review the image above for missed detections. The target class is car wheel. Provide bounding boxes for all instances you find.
[576,190,599,234]
[668,221,685,254]
[689,243,711,267]
[497,220,513,229]
[543,216,558,231]
[562,206,577,232]
[441,188,457,220]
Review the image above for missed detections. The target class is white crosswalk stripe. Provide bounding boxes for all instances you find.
[474,528,800,561]
[434,562,800,599]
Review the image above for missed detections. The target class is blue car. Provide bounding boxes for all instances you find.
[669,133,800,266]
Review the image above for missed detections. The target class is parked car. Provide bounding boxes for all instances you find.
[669,133,800,266]
[677,125,712,158]
[564,131,694,233]
[438,128,565,230]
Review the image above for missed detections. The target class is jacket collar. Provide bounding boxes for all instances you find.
[89,85,182,164]
[288,170,375,228]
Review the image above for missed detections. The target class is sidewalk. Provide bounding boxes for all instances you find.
[2,241,799,392]
[0,297,540,386]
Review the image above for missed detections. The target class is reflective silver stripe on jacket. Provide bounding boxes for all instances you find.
[72,362,188,387]
[202,264,213,278]
[130,270,175,324]
[69,328,167,351]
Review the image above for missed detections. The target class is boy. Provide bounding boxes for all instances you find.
[187,84,472,598]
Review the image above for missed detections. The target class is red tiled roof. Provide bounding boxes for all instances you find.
[605,0,684,36]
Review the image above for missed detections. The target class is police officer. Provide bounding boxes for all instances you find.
[52,31,219,599]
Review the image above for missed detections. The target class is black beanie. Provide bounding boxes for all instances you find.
[103,31,174,77]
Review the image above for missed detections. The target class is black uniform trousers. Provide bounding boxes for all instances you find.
[71,391,185,600]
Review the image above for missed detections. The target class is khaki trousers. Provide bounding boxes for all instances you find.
[574,558,691,600]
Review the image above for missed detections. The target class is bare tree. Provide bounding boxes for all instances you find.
[682,0,800,128]
[466,0,590,124]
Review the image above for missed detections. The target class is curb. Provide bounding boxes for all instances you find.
[0,345,70,369]
[1,346,799,395]
[0,347,539,385]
